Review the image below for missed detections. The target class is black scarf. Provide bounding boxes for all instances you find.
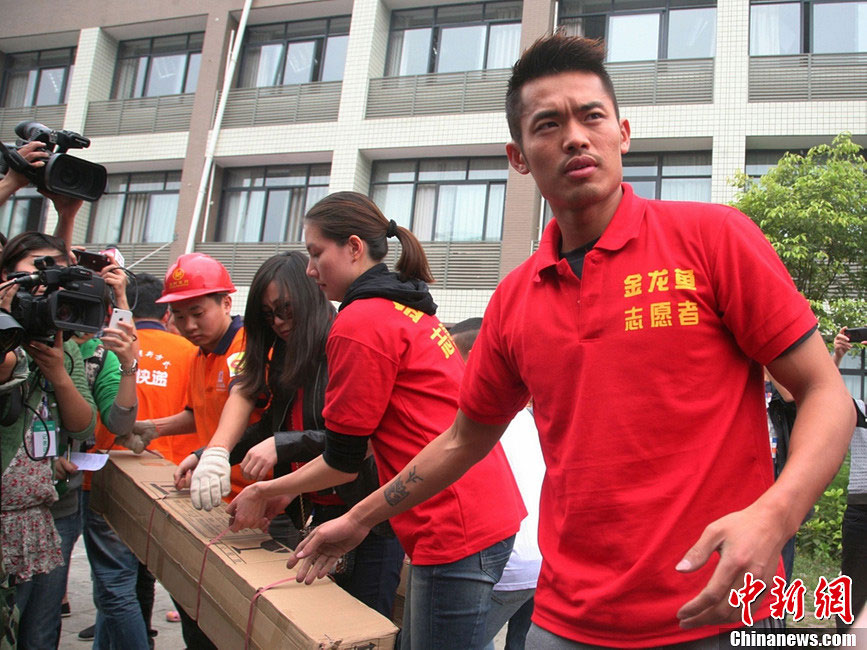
[340,263,437,315]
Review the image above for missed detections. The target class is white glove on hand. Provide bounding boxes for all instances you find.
[115,433,146,454]
[191,447,231,511]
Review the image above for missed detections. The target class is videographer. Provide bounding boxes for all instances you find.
[0,232,97,649]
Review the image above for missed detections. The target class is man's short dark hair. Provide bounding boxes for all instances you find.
[506,33,619,144]
[449,317,483,358]
[128,273,168,320]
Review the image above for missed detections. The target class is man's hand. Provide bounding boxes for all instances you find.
[54,456,79,481]
[287,512,370,584]
[132,420,159,447]
[833,328,852,368]
[240,438,278,481]
[173,453,199,490]
[115,433,146,453]
[675,503,786,629]
[190,447,231,511]
[0,141,49,194]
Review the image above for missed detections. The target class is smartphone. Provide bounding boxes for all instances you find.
[107,308,133,331]
[75,250,112,272]
[846,326,867,343]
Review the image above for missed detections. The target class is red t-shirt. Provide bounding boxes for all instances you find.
[459,184,817,647]
[323,297,525,565]
[187,316,258,499]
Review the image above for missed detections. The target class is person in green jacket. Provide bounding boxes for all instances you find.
[1,232,98,649]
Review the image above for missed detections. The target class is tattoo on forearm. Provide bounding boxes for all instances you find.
[384,477,409,506]
[384,466,423,506]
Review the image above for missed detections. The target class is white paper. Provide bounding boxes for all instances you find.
[69,452,110,471]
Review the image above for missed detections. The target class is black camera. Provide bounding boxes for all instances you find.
[0,121,107,201]
[0,256,107,355]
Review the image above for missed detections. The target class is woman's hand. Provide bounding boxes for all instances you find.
[24,331,67,385]
[100,262,129,310]
[227,484,293,532]
[100,320,139,367]
[174,453,200,490]
[240,438,278,481]
[54,456,79,481]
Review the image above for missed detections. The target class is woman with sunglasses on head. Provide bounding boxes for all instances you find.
[174,251,405,618]
[227,192,525,649]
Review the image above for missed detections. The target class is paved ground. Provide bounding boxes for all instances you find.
[61,535,509,649]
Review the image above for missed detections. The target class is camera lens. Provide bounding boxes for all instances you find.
[43,154,107,201]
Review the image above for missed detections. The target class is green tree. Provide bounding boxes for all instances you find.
[730,132,867,336]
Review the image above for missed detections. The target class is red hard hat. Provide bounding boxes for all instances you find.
[156,253,236,303]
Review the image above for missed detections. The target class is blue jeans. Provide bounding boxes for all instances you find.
[82,492,149,650]
[482,589,535,650]
[401,534,515,650]
[838,503,867,632]
[334,531,405,619]
[15,504,82,649]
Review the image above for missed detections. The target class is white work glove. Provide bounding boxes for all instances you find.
[115,433,146,454]
[190,447,231,511]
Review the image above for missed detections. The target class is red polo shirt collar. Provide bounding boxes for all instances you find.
[532,183,646,281]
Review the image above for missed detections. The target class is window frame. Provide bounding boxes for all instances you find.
[237,17,351,88]
[749,0,867,55]
[215,164,331,243]
[369,157,508,242]
[385,1,523,76]
[111,32,204,99]
[87,171,182,243]
[557,0,718,61]
[0,47,76,108]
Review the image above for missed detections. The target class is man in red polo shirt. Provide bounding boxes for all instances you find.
[288,34,856,648]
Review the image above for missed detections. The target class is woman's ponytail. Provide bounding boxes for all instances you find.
[305,191,434,284]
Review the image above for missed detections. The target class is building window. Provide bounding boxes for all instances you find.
[559,0,717,61]
[625,152,712,200]
[370,158,507,241]
[839,349,867,400]
[88,172,180,243]
[238,18,350,87]
[750,0,867,55]
[0,187,44,235]
[112,33,203,99]
[217,165,330,242]
[1,48,76,107]
[385,2,522,76]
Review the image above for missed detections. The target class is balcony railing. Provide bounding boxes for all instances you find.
[366,69,510,119]
[608,58,714,105]
[220,82,341,128]
[749,53,867,102]
[85,94,195,136]
[0,105,67,140]
[196,240,502,289]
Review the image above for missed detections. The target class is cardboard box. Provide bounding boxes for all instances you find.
[90,452,397,650]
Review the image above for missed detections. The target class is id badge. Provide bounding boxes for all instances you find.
[32,417,58,458]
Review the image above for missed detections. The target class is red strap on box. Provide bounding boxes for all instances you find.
[244,576,295,650]
[194,527,230,621]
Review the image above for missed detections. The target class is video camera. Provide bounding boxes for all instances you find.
[0,121,107,201]
[0,255,107,356]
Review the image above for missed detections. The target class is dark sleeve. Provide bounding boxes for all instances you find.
[228,414,273,465]
[274,429,326,465]
[323,428,370,473]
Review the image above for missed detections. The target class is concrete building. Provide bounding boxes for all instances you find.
[1,0,865,392]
